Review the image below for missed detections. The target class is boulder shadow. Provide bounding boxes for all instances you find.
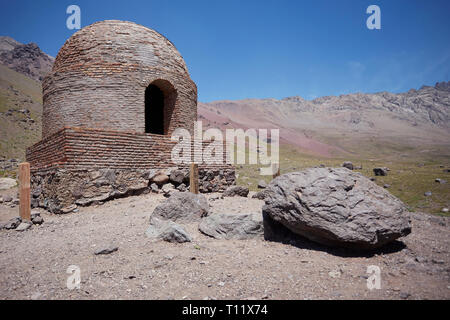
[263,212,407,258]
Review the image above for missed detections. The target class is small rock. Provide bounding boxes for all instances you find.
[383,184,390,189]
[442,208,449,213]
[223,186,249,197]
[342,161,354,170]
[252,190,269,200]
[94,246,118,255]
[399,292,411,300]
[4,217,21,229]
[150,183,159,193]
[373,167,388,176]
[146,218,192,243]
[169,170,185,185]
[435,178,447,184]
[61,204,77,214]
[431,259,445,265]
[424,191,432,197]
[152,174,170,186]
[15,221,32,232]
[31,215,44,225]
[328,269,341,278]
[257,180,267,189]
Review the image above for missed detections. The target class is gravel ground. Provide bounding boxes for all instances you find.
[0,190,449,300]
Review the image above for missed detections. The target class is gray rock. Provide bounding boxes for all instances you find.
[257,180,267,189]
[161,183,175,195]
[169,170,185,185]
[373,167,388,176]
[424,191,432,197]
[262,168,412,249]
[146,218,192,243]
[150,183,159,193]
[177,183,187,192]
[223,186,249,197]
[4,217,22,229]
[150,192,209,223]
[383,184,390,189]
[2,195,12,202]
[15,221,32,232]
[199,213,263,240]
[435,178,447,184]
[31,215,44,225]
[342,162,354,170]
[442,208,449,213]
[252,190,270,200]
[32,186,42,198]
[94,245,118,255]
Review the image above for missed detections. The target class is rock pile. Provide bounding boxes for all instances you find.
[0,210,44,231]
[31,167,235,213]
[146,192,262,243]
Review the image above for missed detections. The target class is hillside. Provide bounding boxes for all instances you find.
[199,82,450,159]
[0,36,53,81]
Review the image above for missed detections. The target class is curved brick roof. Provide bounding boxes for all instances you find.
[52,20,190,77]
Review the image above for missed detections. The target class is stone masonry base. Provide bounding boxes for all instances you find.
[30,167,236,213]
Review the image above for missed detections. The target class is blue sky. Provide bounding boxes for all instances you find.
[1,0,449,102]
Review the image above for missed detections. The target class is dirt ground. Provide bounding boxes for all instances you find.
[0,189,449,300]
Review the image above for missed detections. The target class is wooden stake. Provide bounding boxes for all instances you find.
[19,162,31,221]
[190,163,199,194]
[272,163,280,180]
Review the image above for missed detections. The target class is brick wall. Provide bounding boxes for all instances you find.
[27,127,232,172]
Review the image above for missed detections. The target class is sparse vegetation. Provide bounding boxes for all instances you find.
[236,144,450,216]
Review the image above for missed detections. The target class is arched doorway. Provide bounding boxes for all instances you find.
[145,79,176,135]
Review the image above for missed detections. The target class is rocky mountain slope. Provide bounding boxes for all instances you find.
[199,82,450,157]
[0,36,53,82]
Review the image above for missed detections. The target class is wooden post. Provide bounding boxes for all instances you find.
[272,163,280,180]
[190,163,199,194]
[19,162,31,221]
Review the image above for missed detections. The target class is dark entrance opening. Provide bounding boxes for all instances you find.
[145,84,165,135]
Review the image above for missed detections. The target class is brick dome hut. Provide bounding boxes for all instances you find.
[26,20,234,213]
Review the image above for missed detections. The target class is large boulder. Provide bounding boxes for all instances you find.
[150,192,209,223]
[199,213,263,240]
[262,168,411,249]
[223,186,249,197]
